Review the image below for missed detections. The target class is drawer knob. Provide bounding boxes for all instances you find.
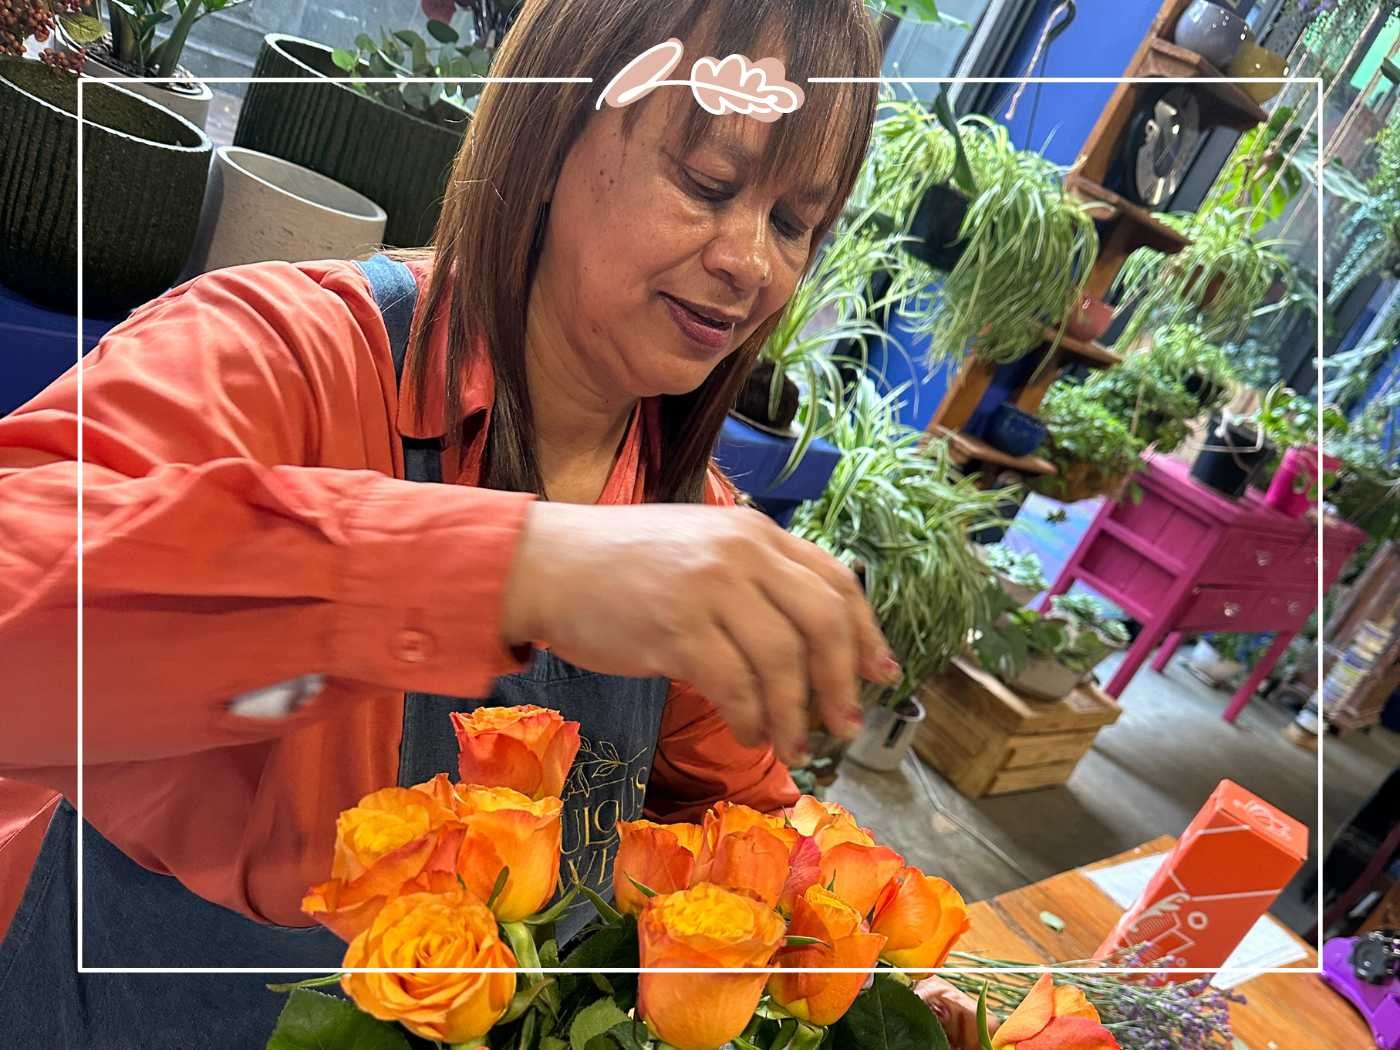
[1255,550,1272,567]
[1287,600,1302,616]
[1223,601,1242,619]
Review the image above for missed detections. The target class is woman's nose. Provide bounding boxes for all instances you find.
[703,207,774,294]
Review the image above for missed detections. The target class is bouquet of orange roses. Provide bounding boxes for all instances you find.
[265,705,1120,1050]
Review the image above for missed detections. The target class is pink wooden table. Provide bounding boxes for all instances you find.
[1042,455,1366,722]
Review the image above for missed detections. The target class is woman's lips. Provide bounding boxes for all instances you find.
[661,293,737,351]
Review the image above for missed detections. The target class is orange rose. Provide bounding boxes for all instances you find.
[451,704,581,799]
[870,866,970,975]
[821,840,905,919]
[768,885,886,1026]
[703,801,800,851]
[992,974,1120,1050]
[454,783,563,922]
[341,888,516,1045]
[614,819,702,917]
[638,883,787,1050]
[787,795,863,841]
[302,787,464,940]
[693,823,792,909]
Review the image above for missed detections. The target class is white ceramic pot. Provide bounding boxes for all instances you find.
[51,26,214,129]
[1006,656,1080,702]
[845,696,926,772]
[185,147,388,275]
[1184,638,1244,687]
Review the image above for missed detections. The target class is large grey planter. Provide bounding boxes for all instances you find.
[234,34,466,248]
[0,57,212,318]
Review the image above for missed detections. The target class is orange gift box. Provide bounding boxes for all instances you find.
[1095,779,1308,974]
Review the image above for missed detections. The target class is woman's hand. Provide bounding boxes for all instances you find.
[916,976,999,1050]
[501,502,899,765]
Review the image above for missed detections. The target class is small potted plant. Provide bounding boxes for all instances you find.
[1047,593,1130,681]
[790,380,1013,774]
[1253,382,1348,516]
[1035,381,1144,503]
[1189,410,1273,499]
[978,543,1048,606]
[972,592,1127,700]
[53,0,234,128]
[233,1,521,247]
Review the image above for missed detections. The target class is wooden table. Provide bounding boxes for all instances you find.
[959,837,1374,1049]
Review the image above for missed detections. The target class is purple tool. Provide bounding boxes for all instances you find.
[1322,934,1400,1050]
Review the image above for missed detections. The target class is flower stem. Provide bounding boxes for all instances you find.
[264,973,343,992]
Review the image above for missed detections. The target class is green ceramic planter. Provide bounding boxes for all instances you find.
[234,35,467,248]
[0,57,211,318]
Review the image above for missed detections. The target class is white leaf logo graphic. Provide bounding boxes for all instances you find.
[689,54,805,123]
[596,38,685,110]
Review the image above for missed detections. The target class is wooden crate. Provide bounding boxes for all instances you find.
[914,657,1122,798]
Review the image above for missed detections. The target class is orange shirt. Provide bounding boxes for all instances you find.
[0,259,796,939]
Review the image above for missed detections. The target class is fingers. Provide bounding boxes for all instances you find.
[675,626,767,748]
[774,529,901,686]
[719,585,812,765]
[754,560,864,744]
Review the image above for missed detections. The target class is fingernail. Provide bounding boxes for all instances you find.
[881,655,902,679]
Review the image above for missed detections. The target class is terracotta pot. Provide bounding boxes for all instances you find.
[1064,293,1113,341]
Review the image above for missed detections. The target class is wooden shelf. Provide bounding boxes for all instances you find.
[1067,174,1190,255]
[1139,39,1269,132]
[929,425,1057,477]
[1041,325,1121,369]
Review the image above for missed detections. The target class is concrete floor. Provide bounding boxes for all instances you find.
[832,647,1400,935]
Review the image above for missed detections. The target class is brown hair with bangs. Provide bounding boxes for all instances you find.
[408,0,880,502]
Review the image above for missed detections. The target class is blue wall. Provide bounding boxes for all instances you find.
[991,0,1162,167]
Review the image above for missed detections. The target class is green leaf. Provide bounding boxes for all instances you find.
[485,865,511,911]
[976,985,994,1050]
[831,975,950,1050]
[355,32,377,52]
[331,48,359,72]
[626,875,657,899]
[58,13,107,44]
[593,1020,651,1050]
[265,989,412,1050]
[574,881,625,926]
[570,998,632,1050]
[501,977,557,1024]
[426,18,460,44]
[561,920,639,971]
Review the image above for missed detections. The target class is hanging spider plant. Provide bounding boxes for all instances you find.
[789,380,1015,707]
[1113,206,1293,349]
[861,111,1099,365]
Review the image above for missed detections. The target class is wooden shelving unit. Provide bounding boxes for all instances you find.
[930,426,1056,477]
[924,0,1263,477]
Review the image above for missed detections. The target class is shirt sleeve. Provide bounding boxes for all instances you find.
[0,261,532,777]
[642,464,800,822]
[644,679,800,823]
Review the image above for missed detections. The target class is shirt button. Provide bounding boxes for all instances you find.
[392,629,435,663]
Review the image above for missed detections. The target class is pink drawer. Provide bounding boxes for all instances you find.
[1257,589,1314,631]
[1175,587,1273,632]
[1199,530,1299,584]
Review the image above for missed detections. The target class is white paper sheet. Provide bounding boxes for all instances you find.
[1083,855,1308,989]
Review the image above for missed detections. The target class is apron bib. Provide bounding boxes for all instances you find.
[0,255,670,1047]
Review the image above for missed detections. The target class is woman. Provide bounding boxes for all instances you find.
[0,0,976,1046]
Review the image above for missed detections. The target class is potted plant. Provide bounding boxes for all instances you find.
[978,543,1048,606]
[1035,381,1144,503]
[1113,205,1292,350]
[858,103,1099,366]
[1047,593,1130,680]
[1251,383,1349,516]
[0,53,211,316]
[52,0,236,128]
[972,592,1127,701]
[789,380,1014,774]
[1189,410,1273,499]
[233,2,521,247]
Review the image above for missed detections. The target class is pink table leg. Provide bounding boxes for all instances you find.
[1151,632,1184,673]
[1105,619,1175,698]
[1222,631,1295,723]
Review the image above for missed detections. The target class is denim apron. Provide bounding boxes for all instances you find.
[0,255,671,1047]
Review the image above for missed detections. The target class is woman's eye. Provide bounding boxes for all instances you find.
[683,169,732,202]
[772,209,810,241]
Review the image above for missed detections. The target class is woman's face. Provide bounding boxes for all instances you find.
[531,92,840,400]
